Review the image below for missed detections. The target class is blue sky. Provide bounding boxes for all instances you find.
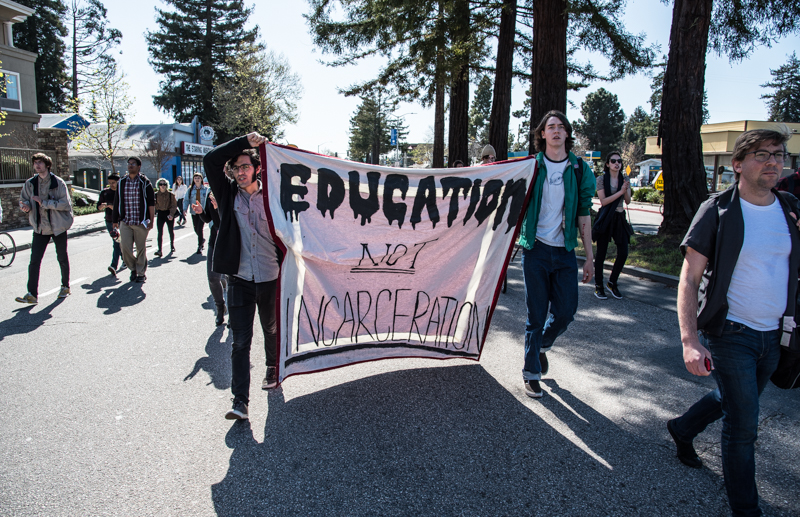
[108,0,800,157]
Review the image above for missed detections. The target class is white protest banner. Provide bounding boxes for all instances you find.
[261,144,536,383]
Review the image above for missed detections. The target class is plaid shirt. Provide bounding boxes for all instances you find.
[123,176,142,225]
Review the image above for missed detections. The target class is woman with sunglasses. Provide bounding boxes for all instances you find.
[183,172,210,254]
[594,152,631,300]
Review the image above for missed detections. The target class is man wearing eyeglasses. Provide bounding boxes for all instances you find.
[669,128,799,516]
[204,132,279,421]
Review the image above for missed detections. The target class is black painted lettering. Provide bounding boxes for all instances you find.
[409,238,438,269]
[356,291,374,341]
[439,296,458,346]
[317,168,345,219]
[280,163,311,222]
[358,243,378,266]
[336,292,356,345]
[391,289,411,340]
[441,177,472,228]
[425,298,442,340]
[410,175,440,229]
[464,179,481,225]
[383,174,409,229]
[374,289,392,342]
[320,296,340,346]
[492,178,528,233]
[452,302,473,350]
[385,244,408,266]
[349,171,380,225]
[296,295,318,350]
[409,291,431,343]
[474,179,503,227]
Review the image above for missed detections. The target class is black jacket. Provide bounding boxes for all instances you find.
[112,174,155,225]
[197,195,220,247]
[681,184,800,339]
[203,136,255,275]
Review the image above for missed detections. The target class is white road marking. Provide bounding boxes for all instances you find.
[39,277,88,297]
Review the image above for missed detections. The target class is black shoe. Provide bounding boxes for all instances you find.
[170,245,175,253]
[135,275,146,283]
[195,248,203,255]
[539,352,549,375]
[108,266,117,278]
[607,282,623,299]
[225,399,249,420]
[130,271,137,282]
[215,303,226,326]
[524,380,543,399]
[154,250,162,257]
[594,286,608,300]
[667,419,702,468]
[262,366,278,390]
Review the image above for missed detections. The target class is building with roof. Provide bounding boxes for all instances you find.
[38,113,90,138]
[0,0,39,147]
[645,120,800,192]
[68,117,214,189]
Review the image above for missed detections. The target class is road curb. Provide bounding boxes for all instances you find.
[576,255,679,287]
[12,224,107,253]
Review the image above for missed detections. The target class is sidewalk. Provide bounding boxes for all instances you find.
[5,211,108,252]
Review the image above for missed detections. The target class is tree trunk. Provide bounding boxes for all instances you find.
[488,0,516,162]
[528,0,568,154]
[433,78,446,168]
[448,63,469,167]
[658,0,711,235]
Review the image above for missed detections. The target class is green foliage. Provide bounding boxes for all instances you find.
[577,233,684,277]
[650,58,708,123]
[348,91,407,164]
[12,0,69,113]
[622,106,657,152]
[633,187,663,204]
[71,191,98,215]
[573,88,625,160]
[761,52,800,123]
[468,75,492,143]
[213,44,303,143]
[146,0,259,130]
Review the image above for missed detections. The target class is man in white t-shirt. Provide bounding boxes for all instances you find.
[669,128,800,516]
[517,110,595,398]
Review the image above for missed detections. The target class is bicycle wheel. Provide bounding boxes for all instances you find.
[0,232,16,268]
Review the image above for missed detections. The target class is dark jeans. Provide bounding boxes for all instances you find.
[191,214,205,249]
[28,231,69,297]
[228,277,277,405]
[671,321,781,516]
[521,241,578,380]
[207,236,227,306]
[175,199,185,222]
[156,210,175,251]
[594,211,629,286]
[104,220,121,269]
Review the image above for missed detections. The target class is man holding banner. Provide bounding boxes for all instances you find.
[518,110,595,398]
[204,133,279,421]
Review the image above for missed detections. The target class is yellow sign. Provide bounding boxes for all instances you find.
[625,165,631,175]
[654,171,664,192]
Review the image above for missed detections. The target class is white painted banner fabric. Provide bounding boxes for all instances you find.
[261,144,536,383]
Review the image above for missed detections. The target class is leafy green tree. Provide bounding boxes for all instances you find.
[347,90,407,164]
[468,75,492,143]
[761,52,800,123]
[622,106,657,154]
[146,0,259,130]
[70,63,134,175]
[12,0,69,113]
[573,88,625,160]
[66,0,122,103]
[657,0,800,235]
[649,59,707,123]
[213,44,303,143]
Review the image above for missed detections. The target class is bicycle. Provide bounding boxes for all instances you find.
[0,231,16,268]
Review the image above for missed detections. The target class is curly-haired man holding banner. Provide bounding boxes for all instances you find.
[204,132,280,421]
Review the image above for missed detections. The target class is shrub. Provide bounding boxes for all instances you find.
[632,187,653,202]
[645,190,664,204]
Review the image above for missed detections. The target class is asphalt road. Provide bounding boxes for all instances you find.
[0,224,798,516]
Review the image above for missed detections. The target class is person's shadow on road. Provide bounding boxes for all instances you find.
[81,275,119,295]
[210,364,730,516]
[180,254,206,266]
[184,325,232,390]
[95,281,146,315]
[0,298,66,342]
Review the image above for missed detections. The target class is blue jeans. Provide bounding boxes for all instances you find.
[105,221,121,269]
[671,321,781,516]
[521,241,579,380]
[227,277,278,405]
